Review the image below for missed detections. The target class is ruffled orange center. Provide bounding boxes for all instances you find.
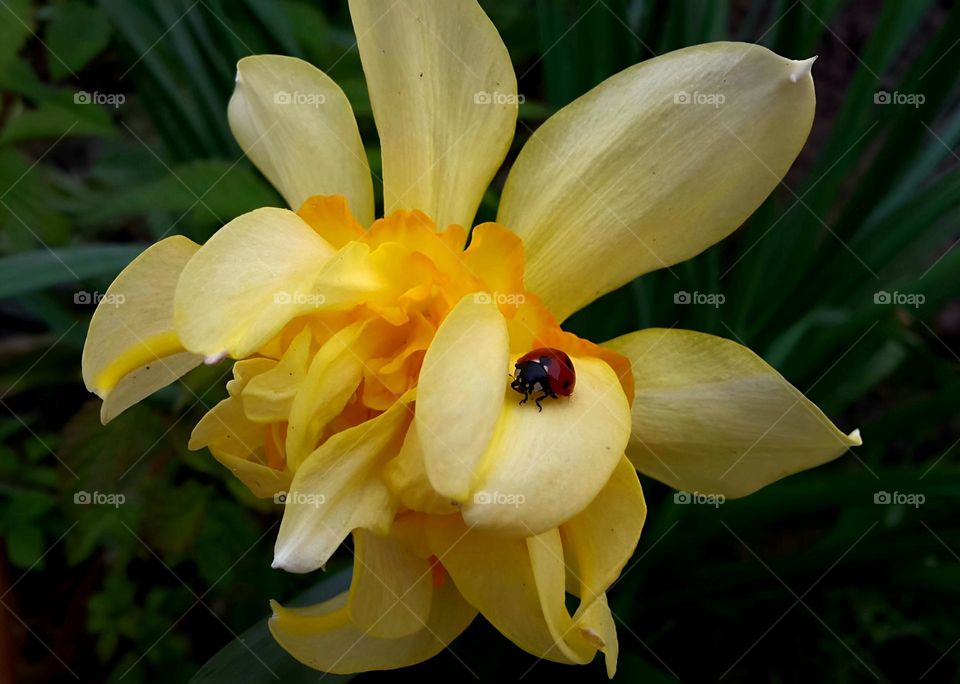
[191,195,631,490]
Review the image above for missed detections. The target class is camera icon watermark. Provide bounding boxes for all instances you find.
[274,491,326,507]
[874,90,925,108]
[74,290,126,307]
[74,90,125,109]
[674,290,725,308]
[673,490,725,508]
[472,291,526,308]
[274,291,326,307]
[473,490,525,508]
[873,290,924,308]
[673,90,725,108]
[74,490,126,508]
[873,490,924,508]
[273,90,326,107]
[473,90,525,106]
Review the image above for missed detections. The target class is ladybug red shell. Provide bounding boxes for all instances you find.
[510,347,576,411]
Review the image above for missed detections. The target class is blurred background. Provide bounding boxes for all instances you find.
[1,0,958,681]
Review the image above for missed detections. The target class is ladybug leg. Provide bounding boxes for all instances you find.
[518,388,529,406]
[534,389,551,412]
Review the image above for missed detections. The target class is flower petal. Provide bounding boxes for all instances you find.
[498,43,816,320]
[229,55,374,225]
[284,321,367,470]
[240,327,313,423]
[189,393,290,497]
[348,528,433,639]
[269,567,475,674]
[462,356,630,535]
[605,328,862,498]
[81,236,202,424]
[174,207,384,358]
[416,294,508,501]
[297,194,366,248]
[426,516,606,666]
[383,426,461,515]
[189,357,290,497]
[272,398,413,573]
[561,456,645,605]
[348,0,517,228]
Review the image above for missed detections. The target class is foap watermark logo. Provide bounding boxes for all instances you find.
[273,90,326,107]
[274,491,326,507]
[673,90,725,108]
[274,291,326,307]
[473,291,526,308]
[874,290,924,308]
[74,90,125,109]
[874,490,925,508]
[74,290,125,307]
[674,491,725,508]
[473,90,525,106]
[874,90,925,108]
[674,290,725,308]
[74,490,126,508]
[473,490,525,508]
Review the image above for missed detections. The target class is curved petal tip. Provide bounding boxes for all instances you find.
[789,56,817,83]
[848,428,863,446]
[204,351,228,365]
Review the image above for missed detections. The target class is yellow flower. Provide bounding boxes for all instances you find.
[81,0,861,676]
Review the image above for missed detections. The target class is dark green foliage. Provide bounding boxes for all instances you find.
[0,1,957,681]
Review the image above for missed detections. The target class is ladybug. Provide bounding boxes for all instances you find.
[510,347,576,411]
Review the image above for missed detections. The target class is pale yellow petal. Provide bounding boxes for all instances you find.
[526,529,598,664]
[189,358,290,497]
[348,528,433,639]
[462,357,630,535]
[498,42,816,320]
[269,573,475,674]
[416,294,508,501]
[229,55,374,225]
[571,595,619,679]
[99,352,200,425]
[561,456,645,605]
[383,426,461,515]
[605,328,861,498]
[426,516,584,664]
[427,516,612,668]
[272,399,412,573]
[174,208,384,358]
[284,321,367,470]
[349,0,517,228]
[81,236,202,423]
[241,327,313,423]
[189,395,290,497]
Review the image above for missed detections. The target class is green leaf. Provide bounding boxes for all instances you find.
[0,147,71,250]
[0,243,146,300]
[6,524,45,568]
[46,1,113,80]
[0,89,118,144]
[78,159,281,237]
[0,0,33,72]
[191,568,354,683]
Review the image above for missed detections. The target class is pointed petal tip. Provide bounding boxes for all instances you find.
[788,56,817,83]
[272,547,321,574]
[204,351,228,365]
[580,626,606,649]
[848,428,862,446]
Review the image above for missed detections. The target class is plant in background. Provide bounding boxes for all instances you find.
[80,0,861,675]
